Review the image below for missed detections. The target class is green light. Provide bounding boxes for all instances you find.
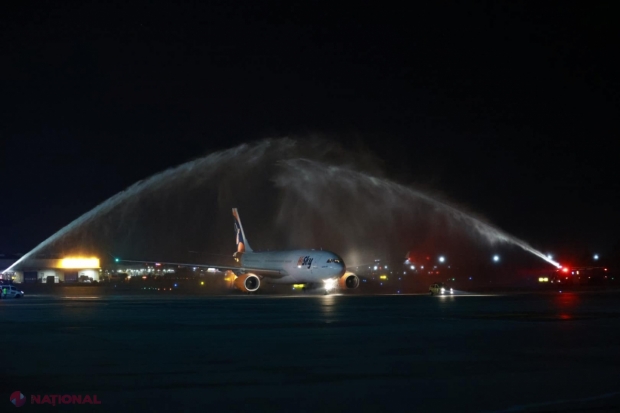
[115,258,119,262]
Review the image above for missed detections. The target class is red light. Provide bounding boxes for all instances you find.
[562,268,569,273]
[604,268,608,271]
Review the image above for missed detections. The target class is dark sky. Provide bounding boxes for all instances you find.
[1,1,619,260]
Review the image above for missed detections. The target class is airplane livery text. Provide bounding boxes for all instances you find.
[297,256,314,269]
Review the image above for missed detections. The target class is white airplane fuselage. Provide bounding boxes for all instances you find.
[240,249,346,284]
[120,208,359,293]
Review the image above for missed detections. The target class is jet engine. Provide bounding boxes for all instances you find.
[338,272,360,289]
[233,273,260,292]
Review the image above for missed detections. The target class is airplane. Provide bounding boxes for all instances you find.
[121,208,360,294]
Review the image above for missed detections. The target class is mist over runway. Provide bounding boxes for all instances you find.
[3,291,620,412]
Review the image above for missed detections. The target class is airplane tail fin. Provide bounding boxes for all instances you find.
[232,208,253,253]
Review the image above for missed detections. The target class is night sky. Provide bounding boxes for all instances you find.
[1,2,619,263]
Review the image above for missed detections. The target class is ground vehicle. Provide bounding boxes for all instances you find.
[429,283,453,295]
[1,285,24,298]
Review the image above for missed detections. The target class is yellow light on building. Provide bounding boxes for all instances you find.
[60,258,100,269]
[293,284,305,289]
[379,275,388,280]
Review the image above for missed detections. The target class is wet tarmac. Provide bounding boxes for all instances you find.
[2,291,620,412]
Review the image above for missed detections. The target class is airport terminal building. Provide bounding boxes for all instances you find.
[0,255,100,284]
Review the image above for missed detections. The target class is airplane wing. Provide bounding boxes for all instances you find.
[119,259,286,278]
[116,209,288,279]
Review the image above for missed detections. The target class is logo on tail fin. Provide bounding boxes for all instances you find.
[232,208,252,253]
[234,222,246,252]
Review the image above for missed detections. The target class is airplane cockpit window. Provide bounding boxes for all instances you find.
[327,259,333,263]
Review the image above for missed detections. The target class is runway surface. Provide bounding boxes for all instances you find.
[2,291,620,412]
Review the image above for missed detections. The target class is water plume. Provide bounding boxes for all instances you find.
[2,137,559,274]
[275,158,560,268]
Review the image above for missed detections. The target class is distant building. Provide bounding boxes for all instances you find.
[1,256,100,284]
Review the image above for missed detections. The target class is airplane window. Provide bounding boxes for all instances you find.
[327,259,332,263]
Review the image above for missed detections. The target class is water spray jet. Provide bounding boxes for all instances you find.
[275,158,562,268]
[2,138,561,275]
